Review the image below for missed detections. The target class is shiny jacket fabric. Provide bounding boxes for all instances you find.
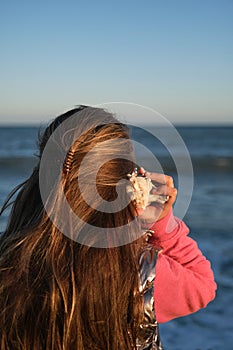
[136,235,163,350]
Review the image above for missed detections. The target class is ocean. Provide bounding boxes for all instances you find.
[0,125,233,349]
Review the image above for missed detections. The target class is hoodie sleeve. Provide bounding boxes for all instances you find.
[149,209,217,324]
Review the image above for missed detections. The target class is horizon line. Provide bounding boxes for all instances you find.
[0,121,233,128]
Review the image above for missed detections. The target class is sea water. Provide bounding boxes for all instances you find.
[0,125,233,349]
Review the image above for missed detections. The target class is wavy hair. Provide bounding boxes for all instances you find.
[0,106,145,349]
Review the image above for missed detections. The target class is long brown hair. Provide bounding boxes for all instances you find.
[0,106,144,349]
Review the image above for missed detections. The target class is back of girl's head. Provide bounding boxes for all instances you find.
[2,106,138,244]
[0,106,143,350]
[39,106,139,246]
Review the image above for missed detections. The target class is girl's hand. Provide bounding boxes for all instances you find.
[138,170,177,226]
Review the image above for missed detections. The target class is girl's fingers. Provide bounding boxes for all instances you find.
[151,185,176,197]
[144,171,174,188]
[144,171,167,184]
[137,170,177,224]
[165,175,174,188]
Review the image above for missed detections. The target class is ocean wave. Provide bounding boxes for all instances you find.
[1,155,233,174]
[135,154,233,173]
[0,156,38,174]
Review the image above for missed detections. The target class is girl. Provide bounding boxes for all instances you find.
[0,106,216,349]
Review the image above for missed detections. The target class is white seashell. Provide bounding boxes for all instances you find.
[126,172,169,209]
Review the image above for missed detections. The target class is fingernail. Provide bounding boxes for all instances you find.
[139,167,145,174]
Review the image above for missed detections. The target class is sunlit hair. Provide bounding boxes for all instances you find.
[0,106,145,349]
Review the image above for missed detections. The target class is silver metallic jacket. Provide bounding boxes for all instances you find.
[136,234,163,350]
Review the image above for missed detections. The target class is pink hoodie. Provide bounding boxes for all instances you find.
[149,210,217,323]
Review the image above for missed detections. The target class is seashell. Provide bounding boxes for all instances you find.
[126,171,169,210]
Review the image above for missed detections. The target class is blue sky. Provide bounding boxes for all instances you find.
[0,0,232,125]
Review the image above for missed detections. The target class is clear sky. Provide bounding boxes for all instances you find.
[0,0,232,125]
